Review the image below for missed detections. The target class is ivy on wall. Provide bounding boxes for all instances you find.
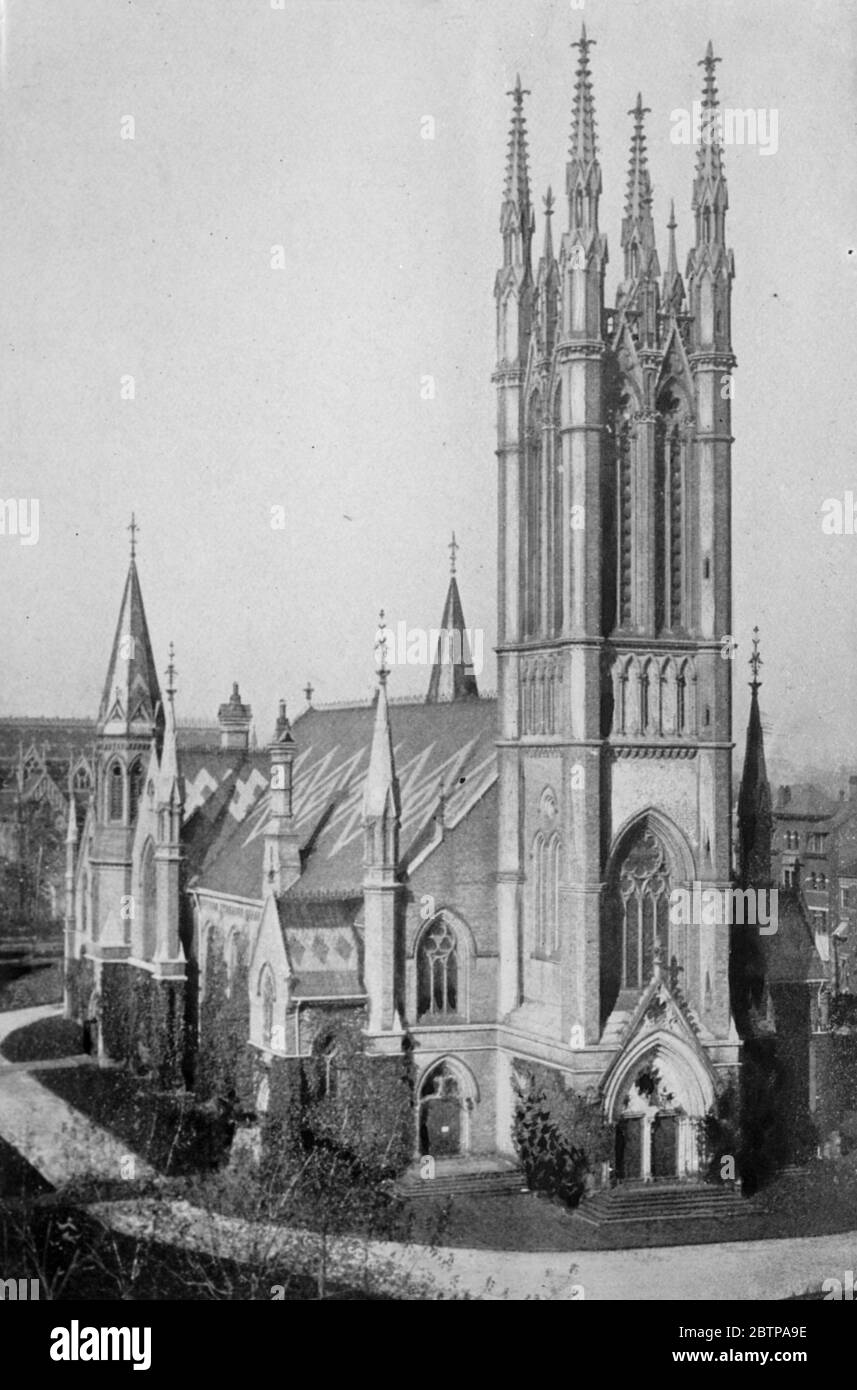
[512,1061,612,1207]
[196,936,253,1107]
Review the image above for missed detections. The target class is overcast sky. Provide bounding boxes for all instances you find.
[1,0,855,781]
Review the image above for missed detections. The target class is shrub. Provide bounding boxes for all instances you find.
[0,1015,83,1063]
[512,1063,612,1207]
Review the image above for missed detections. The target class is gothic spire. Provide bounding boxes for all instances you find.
[98,528,164,739]
[567,23,601,231]
[737,628,772,888]
[692,40,728,244]
[662,199,685,311]
[500,74,533,270]
[157,642,184,811]
[426,537,480,703]
[363,617,401,827]
[621,93,658,281]
[542,186,555,263]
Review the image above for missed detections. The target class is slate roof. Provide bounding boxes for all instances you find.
[189,696,498,899]
[276,895,365,999]
[774,784,838,818]
[762,888,827,985]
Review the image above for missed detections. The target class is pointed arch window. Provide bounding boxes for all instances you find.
[654,391,685,633]
[616,414,633,628]
[533,831,562,956]
[313,1035,340,1101]
[108,761,124,822]
[524,393,543,638]
[616,828,672,992]
[261,968,276,1048]
[551,385,563,635]
[417,917,459,1019]
[128,760,144,823]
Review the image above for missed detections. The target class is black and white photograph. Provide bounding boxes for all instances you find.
[0,0,855,1341]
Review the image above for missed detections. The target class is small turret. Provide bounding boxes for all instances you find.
[426,533,480,703]
[263,700,301,897]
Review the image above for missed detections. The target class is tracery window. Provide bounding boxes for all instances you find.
[417,918,458,1019]
[617,829,671,990]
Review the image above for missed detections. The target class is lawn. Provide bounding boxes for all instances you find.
[402,1160,857,1251]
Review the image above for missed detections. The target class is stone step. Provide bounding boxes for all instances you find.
[577,1183,751,1226]
[398,1166,528,1199]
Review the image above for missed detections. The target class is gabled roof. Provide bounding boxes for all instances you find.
[761,888,827,985]
[277,894,365,1000]
[191,697,498,900]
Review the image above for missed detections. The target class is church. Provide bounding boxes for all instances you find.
[63,29,823,1185]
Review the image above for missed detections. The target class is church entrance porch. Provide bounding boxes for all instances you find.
[604,1033,716,1184]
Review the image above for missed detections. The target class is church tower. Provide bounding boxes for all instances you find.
[495,31,740,1126]
[89,517,164,956]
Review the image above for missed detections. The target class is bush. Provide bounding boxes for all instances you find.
[33,1066,234,1175]
[0,1015,83,1062]
[512,1063,612,1207]
[0,961,63,1011]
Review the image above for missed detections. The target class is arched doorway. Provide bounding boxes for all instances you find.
[605,1036,715,1184]
[418,1060,474,1158]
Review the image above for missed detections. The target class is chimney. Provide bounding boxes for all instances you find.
[218,682,253,751]
[850,775,857,802]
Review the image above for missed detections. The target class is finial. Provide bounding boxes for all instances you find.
[449,530,459,576]
[506,74,531,103]
[629,92,649,121]
[572,22,594,52]
[165,642,177,702]
[543,186,555,218]
[668,198,677,231]
[127,512,139,560]
[749,626,763,692]
[374,609,390,682]
[304,681,314,705]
